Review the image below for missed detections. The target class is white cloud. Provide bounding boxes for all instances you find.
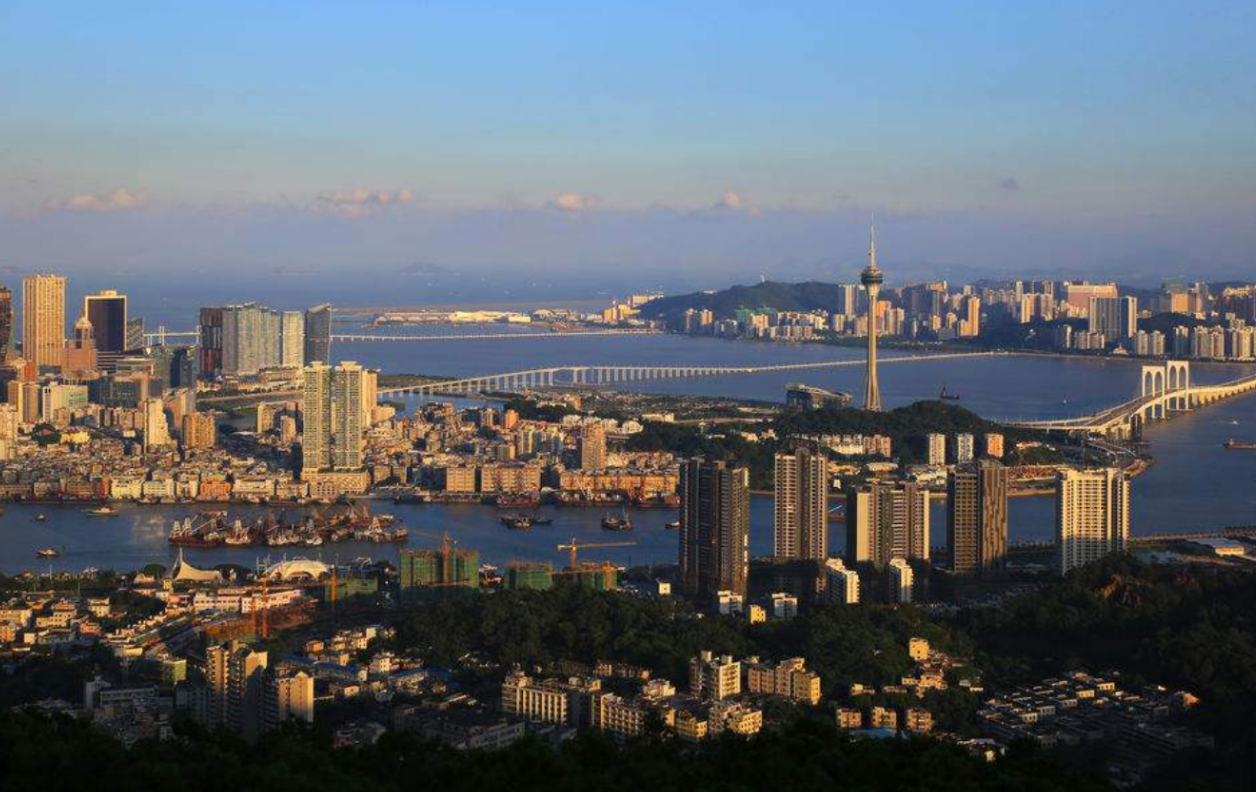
[51,188,147,212]
[548,192,598,214]
[314,187,415,216]
[712,189,759,215]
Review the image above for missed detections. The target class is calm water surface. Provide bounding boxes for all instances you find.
[1,332,1253,574]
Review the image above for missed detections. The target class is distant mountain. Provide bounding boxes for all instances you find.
[638,281,840,322]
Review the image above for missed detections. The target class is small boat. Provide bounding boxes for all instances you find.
[83,506,119,517]
[504,516,534,531]
[36,547,60,558]
[601,510,633,532]
[665,520,681,531]
[1223,439,1256,451]
[34,514,47,522]
[938,384,961,401]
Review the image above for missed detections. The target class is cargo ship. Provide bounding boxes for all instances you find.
[1223,439,1256,451]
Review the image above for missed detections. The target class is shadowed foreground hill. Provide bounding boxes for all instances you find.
[0,710,1110,792]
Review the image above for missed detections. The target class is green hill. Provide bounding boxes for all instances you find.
[639,281,841,322]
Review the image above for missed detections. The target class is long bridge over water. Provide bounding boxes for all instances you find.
[332,329,661,343]
[1009,360,1256,437]
[375,351,1007,397]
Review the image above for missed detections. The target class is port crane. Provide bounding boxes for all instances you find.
[556,538,636,568]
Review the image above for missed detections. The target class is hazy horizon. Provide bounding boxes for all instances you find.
[2,2,1253,288]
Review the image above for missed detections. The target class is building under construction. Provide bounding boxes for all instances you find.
[399,545,480,590]
[504,562,553,591]
[561,562,620,591]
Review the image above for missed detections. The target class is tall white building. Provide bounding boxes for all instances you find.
[773,447,828,560]
[846,481,930,568]
[953,433,975,464]
[824,558,860,604]
[222,303,282,376]
[926,433,947,466]
[141,397,170,449]
[273,671,314,724]
[302,360,369,472]
[1056,468,1130,575]
[22,274,66,370]
[281,311,305,368]
[888,558,914,603]
[301,362,333,471]
[1088,296,1138,341]
[331,361,367,469]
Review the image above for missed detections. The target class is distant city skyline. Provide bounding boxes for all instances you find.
[1,2,1254,285]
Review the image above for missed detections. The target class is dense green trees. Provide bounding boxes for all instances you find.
[627,400,1049,479]
[0,708,1114,792]
[960,556,1256,791]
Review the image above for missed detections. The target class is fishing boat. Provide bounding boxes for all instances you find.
[601,509,633,532]
[36,547,60,558]
[503,515,534,530]
[83,505,119,517]
[1223,439,1256,451]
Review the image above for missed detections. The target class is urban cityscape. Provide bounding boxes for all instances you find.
[1,3,1254,792]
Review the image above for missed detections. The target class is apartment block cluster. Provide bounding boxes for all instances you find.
[500,650,822,743]
[834,637,979,737]
[1049,281,1256,360]
[677,281,990,342]
[668,277,1256,362]
[0,592,116,653]
[978,672,1212,782]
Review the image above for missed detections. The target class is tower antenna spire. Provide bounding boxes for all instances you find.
[860,217,884,411]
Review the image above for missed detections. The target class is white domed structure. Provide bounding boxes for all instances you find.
[262,558,332,582]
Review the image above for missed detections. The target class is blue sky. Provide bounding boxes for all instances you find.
[1,1,1253,296]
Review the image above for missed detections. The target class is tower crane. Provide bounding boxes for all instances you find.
[556,538,636,569]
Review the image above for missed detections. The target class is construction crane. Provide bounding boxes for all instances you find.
[556,538,636,569]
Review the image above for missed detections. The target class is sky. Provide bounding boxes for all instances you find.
[1,0,1254,304]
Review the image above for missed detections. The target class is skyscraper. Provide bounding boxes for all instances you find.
[83,290,128,354]
[846,480,929,568]
[773,446,828,560]
[947,459,1009,575]
[301,362,333,472]
[1088,296,1138,341]
[198,307,224,380]
[0,281,13,362]
[1056,468,1130,575]
[22,274,66,370]
[281,310,305,368]
[222,303,282,376]
[679,459,750,600]
[304,303,332,365]
[861,224,883,411]
[331,360,367,469]
[302,360,369,472]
